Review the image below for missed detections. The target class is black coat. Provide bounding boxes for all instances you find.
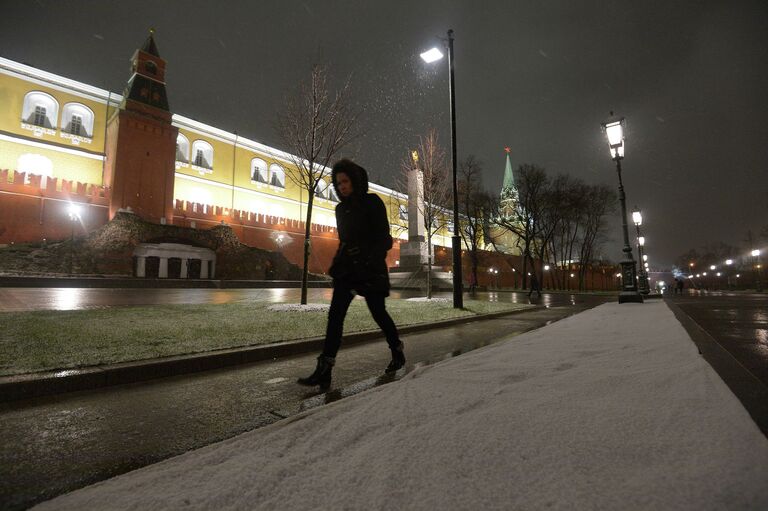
[327,161,393,296]
[329,193,393,296]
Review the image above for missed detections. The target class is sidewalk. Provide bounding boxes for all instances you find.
[34,300,768,510]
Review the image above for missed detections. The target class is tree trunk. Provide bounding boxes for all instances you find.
[426,235,433,299]
[471,246,479,297]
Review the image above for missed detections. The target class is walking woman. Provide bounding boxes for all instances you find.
[298,159,405,390]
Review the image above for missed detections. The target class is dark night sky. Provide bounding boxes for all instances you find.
[3,0,767,268]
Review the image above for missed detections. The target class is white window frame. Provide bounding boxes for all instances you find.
[22,91,59,131]
[176,133,190,165]
[399,204,408,221]
[191,140,214,173]
[251,158,268,184]
[61,102,95,138]
[269,163,285,189]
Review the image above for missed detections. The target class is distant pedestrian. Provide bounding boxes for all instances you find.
[677,278,684,295]
[528,273,541,298]
[298,159,405,391]
[469,271,477,296]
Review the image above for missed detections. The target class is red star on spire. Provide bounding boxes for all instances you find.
[504,147,511,154]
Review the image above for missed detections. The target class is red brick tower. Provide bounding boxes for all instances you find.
[104,30,178,223]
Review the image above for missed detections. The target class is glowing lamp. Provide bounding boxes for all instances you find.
[420,47,444,63]
[631,209,642,226]
[601,116,626,159]
[68,204,81,220]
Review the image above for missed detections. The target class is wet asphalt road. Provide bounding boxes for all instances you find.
[668,291,768,388]
[0,287,590,312]
[0,292,609,510]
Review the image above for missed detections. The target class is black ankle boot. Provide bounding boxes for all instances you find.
[385,342,406,373]
[297,355,335,390]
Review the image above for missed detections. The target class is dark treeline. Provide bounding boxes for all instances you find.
[458,159,617,291]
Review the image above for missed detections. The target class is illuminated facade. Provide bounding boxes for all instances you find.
[1,35,530,283]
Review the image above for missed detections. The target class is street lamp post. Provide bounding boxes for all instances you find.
[421,30,463,309]
[631,208,650,294]
[753,249,763,292]
[601,114,643,303]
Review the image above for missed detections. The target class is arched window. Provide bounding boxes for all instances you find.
[22,91,58,129]
[61,103,95,138]
[328,183,339,202]
[17,153,53,185]
[191,140,213,170]
[176,134,190,163]
[269,164,285,188]
[251,158,268,183]
[314,180,327,199]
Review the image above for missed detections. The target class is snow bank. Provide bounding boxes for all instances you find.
[36,301,768,510]
[266,303,330,312]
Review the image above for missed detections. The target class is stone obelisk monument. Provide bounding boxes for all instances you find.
[399,151,428,268]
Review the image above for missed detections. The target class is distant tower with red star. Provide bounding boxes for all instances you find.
[499,147,518,219]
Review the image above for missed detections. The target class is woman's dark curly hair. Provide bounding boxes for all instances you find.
[331,158,369,200]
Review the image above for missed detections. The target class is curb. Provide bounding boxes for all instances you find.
[665,299,768,437]
[0,305,543,403]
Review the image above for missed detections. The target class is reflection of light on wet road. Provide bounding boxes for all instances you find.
[1,288,601,311]
[51,288,84,310]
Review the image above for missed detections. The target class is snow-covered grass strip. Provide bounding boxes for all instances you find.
[0,299,532,376]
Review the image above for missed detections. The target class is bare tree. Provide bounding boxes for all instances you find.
[457,155,493,296]
[399,128,452,298]
[275,64,359,304]
[576,184,616,290]
[546,175,588,290]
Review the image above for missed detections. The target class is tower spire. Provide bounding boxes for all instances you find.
[499,147,518,218]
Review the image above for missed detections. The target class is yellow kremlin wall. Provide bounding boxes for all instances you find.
[0,56,457,260]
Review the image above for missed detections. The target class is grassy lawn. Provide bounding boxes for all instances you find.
[0,299,532,377]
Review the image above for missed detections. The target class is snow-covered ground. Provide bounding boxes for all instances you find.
[36,301,768,510]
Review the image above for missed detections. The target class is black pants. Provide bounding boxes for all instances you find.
[322,286,400,358]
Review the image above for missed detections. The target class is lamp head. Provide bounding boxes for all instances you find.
[601,113,626,160]
[420,47,444,63]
